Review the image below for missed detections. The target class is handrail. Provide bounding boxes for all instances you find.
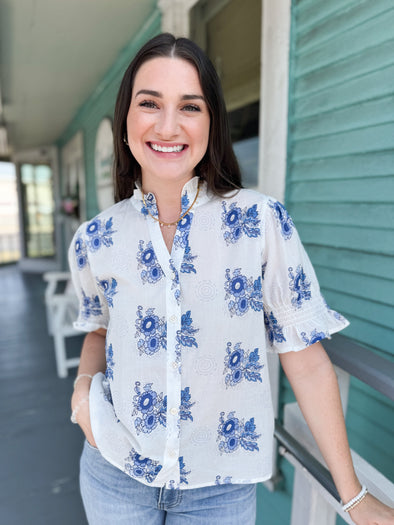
[275,333,394,506]
[324,334,394,402]
[274,420,341,502]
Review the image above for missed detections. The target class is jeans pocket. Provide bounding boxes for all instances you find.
[85,439,99,452]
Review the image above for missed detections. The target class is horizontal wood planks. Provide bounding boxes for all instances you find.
[285,0,394,495]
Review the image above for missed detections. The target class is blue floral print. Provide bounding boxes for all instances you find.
[322,297,347,323]
[264,310,286,345]
[137,240,163,284]
[224,342,263,387]
[175,311,199,360]
[224,268,264,316]
[74,236,88,270]
[215,475,233,485]
[102,377,113,405]
[179,456,191,485]
[141,193,158,217]
[86,217,116,251]
[81,290,102,319]
[132,382,166,435]
[301,329,326,347]
[124,448,163,483]
[169,260,181,304]
[179,387,195,422]
[180,238,197,274]
[135,306,167,356]
[268,200,294,240]
[217,411,261,453]
[221,202,261,245]
[97,278,118,307]
[288,265,311,309]
[105,342,115,381]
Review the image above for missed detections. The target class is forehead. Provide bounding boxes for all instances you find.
[133,57,203,94]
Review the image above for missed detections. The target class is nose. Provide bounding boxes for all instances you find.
[154,108,179,138]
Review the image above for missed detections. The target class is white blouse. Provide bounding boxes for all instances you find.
[69,177,349,490]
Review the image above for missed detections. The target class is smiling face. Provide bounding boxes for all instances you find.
[126,57,210,191]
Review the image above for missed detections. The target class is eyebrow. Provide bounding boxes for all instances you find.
[135,89,205,101]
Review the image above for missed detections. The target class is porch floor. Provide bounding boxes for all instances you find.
[0,264,87,524]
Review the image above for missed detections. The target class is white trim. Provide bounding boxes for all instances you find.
[258,0,291,202]
[158,0,200,36]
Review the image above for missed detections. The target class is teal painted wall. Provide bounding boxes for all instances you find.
[57,11,161,220]
[258,0,394,523]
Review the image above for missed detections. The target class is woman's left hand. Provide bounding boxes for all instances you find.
[348,493,394,524]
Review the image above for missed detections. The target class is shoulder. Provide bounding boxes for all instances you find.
[220,188,279,211]
[75,199,130,240]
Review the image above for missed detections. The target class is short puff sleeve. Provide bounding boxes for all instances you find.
[261,199,349,353]
[68,223,109,332]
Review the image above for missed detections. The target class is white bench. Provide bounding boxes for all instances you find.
[43,271,82,378]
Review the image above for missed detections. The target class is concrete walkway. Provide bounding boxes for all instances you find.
[0,265,87,524]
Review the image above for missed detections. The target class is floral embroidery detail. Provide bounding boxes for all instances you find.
[85,217,116,252]
[135,306,167,356]
[132,382,166,434]
[97,278,118,307]
[224,268,263,316]
[105,342,115,381]
[224,342,263,387]
[173,213,193,250]
[301,329,326,347]
[137,241,163,284]
[179,456,191,485]
[74,236,88,270]
[221,202,261,244]
[81,290,102,319]
[217,411,261,453]
[288,265,311,309]
[181,237,197,274]
[268,200,294,240]
[264,310,286,345]
[215,475,233,485]
[124,448,163,483]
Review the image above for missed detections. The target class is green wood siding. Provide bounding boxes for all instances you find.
[260,1,394,524]
[57,11,161,220]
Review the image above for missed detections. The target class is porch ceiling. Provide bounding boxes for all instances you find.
[0,0,157,154]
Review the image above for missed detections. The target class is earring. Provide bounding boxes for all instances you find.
[123,135,129,145]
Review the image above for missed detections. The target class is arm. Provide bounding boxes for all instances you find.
[71,328,107,447]
[279,342,394,525]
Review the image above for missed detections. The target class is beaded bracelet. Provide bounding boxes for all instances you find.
[70,395,90,424]
[342,485,368,512]
[73,374,93,389]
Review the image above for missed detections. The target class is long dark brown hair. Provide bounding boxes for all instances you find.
[113,33,242,202]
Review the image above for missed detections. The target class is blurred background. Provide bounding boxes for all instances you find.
[0,0,393,523]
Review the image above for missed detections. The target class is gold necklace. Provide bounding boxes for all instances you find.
[142,184,201,228]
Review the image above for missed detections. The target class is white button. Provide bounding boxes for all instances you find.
[171,271,176,280]
[169,315,177,323]
[169,449,177,457]
[170,407,178,416]
[172,361,178,369]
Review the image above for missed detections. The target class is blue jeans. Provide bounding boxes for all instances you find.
[80,441,257,524]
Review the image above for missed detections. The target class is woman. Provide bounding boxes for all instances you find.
[69,33,394,524]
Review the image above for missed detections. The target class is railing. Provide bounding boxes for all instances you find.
[0,233,20,264]
[274,333,394,525]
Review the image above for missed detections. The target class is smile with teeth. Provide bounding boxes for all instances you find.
[149,143,185,153]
